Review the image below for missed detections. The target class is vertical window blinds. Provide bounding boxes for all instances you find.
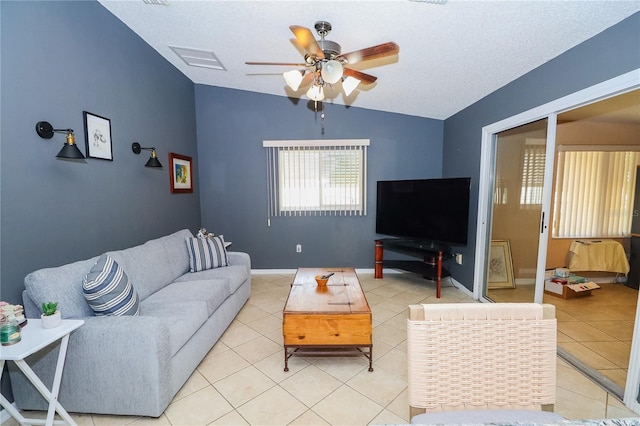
[553,147,640,238]
[263,139,369,219]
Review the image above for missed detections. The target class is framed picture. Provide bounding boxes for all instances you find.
[169,152,193,194]
[83,111,113,161]
[488,240,515,289]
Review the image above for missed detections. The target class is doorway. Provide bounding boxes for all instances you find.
[486,90,640,398]
[474,70,640,412]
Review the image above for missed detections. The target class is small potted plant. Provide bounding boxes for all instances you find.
[41,302,61,329]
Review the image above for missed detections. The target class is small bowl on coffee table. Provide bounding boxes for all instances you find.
[315,275,329,287]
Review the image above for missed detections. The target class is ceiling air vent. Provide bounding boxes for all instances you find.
[169,46,227,71]
[143,0,169,5]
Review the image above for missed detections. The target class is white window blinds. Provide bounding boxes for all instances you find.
[520,140,546,206]
[553,147,640,238]
[263,139,369,218]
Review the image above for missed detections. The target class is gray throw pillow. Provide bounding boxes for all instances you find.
[82,254,140,316]
[186,235,229,272]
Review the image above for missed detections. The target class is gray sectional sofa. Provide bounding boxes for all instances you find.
[9,229,251,417]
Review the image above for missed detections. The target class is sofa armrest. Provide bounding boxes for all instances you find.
[227,251,251,273]
[22,289,40,318]
[10,315,173,417]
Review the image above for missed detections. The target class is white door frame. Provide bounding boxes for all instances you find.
[534,114,557,303]
[626,272,640,413]
[474,68,640,411]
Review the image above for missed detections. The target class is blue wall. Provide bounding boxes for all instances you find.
[443,12,640,289]
[195,86,444,269]
[2,0,636,410]
[0,1,200,306]
[2,2,637,302]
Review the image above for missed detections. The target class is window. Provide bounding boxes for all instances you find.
[519,139,546,206]
[264,139,369,218]
[552,147,640,238]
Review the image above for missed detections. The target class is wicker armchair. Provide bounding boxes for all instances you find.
[407,303,563,423]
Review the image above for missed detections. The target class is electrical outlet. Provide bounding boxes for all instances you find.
[455,253,463,265]
[296,244,302,253]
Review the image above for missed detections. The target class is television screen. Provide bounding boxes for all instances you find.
[376,177,471,246]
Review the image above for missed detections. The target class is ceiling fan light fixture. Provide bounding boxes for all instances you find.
[247,21,398,116]
[306,84,325,101]
[342,76,361,96]
[283,69,305,91]
[321,59,343,84]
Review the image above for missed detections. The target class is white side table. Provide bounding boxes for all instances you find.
[0,319,84,426]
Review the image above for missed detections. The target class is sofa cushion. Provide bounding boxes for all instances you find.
[175,264,248,294]
[142,279,231,317]
[83,254,140,316]
[186,236,228,272]
[25,257,99,319]
[107,229,193,300]
[140,301,208,356]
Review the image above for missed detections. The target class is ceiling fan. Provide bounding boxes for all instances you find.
[245,21,399,102]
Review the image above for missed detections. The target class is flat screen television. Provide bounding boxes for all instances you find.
[376,177,471,246]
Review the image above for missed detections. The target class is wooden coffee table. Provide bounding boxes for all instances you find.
[282,268,373,372]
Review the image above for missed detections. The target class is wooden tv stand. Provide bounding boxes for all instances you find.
[374,238,451,298]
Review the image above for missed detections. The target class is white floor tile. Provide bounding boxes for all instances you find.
[236,386,307,426]
[280,364,342,407]
[58,272,639,426]
[213,365,276,407]
[164,387,233,425]
[311,385,384,426]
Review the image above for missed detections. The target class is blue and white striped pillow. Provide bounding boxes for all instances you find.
[82,254,140,316]
[186,235,229,272]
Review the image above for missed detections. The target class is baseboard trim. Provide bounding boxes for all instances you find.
[250,268,406,275]
[249,269,474,299]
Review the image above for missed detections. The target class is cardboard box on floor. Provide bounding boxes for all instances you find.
[544,279,600,299]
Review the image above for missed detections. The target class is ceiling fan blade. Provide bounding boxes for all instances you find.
[337,42,399,65]
[245,61,307,66]
[290,25,325,60]
[342,68,377,85]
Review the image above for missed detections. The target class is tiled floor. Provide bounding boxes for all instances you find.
[7,272,639,425]
[488,279,638,393]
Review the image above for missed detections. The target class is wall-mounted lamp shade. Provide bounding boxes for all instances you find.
[321,60,344,85]
[132,142,162,168]
[306,84,325,102]
[342,76,361,96]
[283,70,305,91]
[145,150,162,168]
[35,121,86,159]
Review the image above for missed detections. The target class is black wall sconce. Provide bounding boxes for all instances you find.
[35,121,86,159]
[132,142,162,168]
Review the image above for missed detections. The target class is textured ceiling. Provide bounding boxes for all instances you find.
[98,0,640,119]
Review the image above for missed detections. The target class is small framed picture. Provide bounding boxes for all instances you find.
[83,111,113,161]
[488,240,515,289]
[169,152,193,194]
